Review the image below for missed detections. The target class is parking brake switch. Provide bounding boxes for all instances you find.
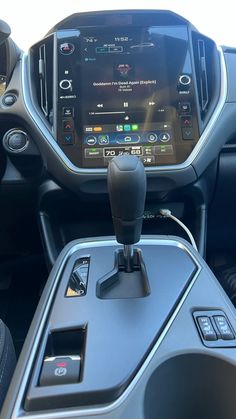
[39,356,81,386]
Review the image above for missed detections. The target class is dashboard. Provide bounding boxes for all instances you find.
[2,10,236,419]
[0,9,233,195]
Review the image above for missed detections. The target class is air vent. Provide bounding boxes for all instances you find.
[31,35,54,126]
[197,39,209,113]
[192,32,220,129]
[39,44,48,117]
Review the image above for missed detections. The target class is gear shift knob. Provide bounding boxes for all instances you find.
[107,155,146,245]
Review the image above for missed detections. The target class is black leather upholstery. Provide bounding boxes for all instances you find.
[0,320,16,409]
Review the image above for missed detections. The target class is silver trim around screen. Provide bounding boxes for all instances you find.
[11,237,202,418]
[21,46,227,175]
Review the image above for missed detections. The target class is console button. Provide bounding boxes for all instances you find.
[7,131,28,151]
[62,133,74,145]
[155,145,174,155]
[85,148,103,158]
[59,79,72,90]
[116,134,140,144]
[143,146,154,156]
[63,107,74,117]
[147,133,158,143]
[63,120,73,131]
[179,74,191,86]
[159,132,171,142]
[181,116,192,127]
[39,356,81,386]
[86,136,97,146]
[179,102,191,114]
[197,316,217,341]
[182,128,194,140]
[59,42,75,55]
[213,315,234,340]
[2,93,17,106]
[140,156,155,165]
[98,135,109,145]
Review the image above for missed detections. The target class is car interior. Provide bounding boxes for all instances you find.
[1,8,236,419]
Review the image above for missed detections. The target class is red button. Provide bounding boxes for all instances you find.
[63,120,73,131]
[181,116,192,127]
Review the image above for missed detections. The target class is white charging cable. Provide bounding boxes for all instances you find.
[159,208,198,252]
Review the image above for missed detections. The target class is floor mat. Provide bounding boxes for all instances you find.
[0,254,48,356]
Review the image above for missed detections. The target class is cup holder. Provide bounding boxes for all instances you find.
[144,353,236,419]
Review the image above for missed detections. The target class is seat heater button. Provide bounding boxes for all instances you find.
[39,356,81,386]
[213,315,234,340]
[197,316,217,341]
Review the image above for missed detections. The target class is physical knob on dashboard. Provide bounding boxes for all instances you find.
[179,74,191,85]
[59,79,72,90]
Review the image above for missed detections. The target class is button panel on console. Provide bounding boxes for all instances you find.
[193,310,236,348]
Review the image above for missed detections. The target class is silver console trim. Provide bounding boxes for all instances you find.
[21,46,227,174]
[12,237,202,418]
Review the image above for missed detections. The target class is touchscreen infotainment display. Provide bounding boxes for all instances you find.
[81,28,174,167]
[57,25,198,168]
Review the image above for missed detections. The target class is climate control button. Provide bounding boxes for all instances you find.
[86,136,97,146]
[159,132,171,142]
[147,133,158,143]
[116,134,140,144]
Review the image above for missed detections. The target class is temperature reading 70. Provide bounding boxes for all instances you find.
[104,149,116,157]
[104,148,126,157]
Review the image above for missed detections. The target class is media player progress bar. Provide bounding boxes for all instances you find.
[94,111,126,115]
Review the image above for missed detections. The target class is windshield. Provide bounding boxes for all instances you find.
[1,0,236,50]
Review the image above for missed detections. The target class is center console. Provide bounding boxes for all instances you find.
[3,156,236,419]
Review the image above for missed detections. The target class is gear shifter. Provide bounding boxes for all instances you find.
[108,155,146,272]
[97,155,149,298]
